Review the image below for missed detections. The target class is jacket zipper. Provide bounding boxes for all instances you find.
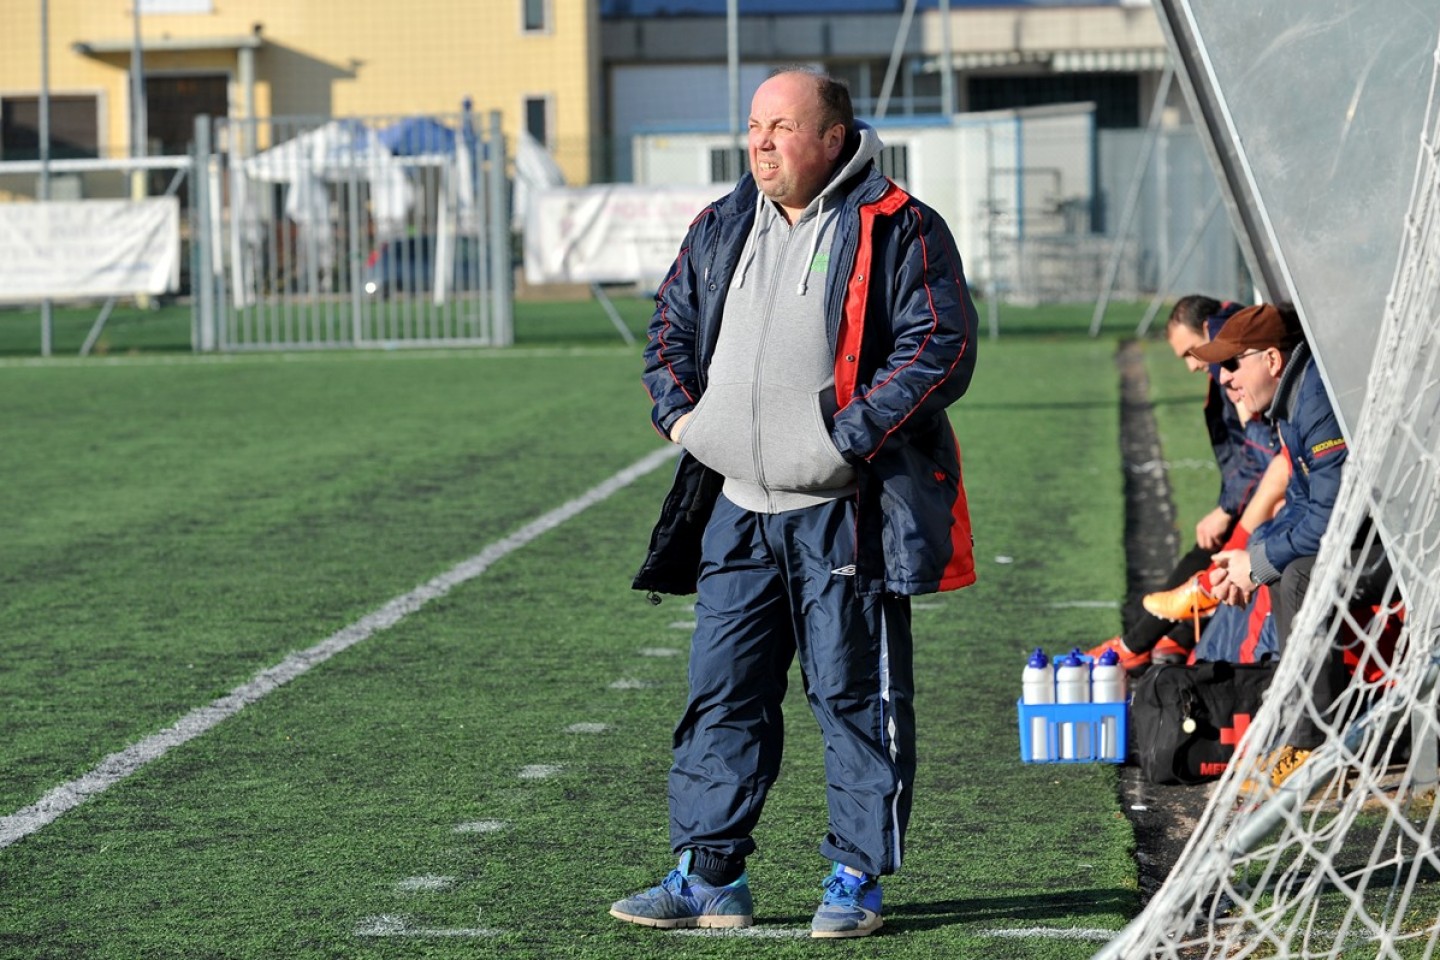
[751,221,791,513]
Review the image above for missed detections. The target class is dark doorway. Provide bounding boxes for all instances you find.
[144,74,228,200]
[145,74,228,156]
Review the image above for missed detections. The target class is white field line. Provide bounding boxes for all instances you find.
[453,819,509,834]
[355,915,500,938]
[0,445,680,851]
[395,875,455,892]
[1127,458,1216,474]
[981,926,1115,942]
[671,927,811,939]
[566,723,609,734]
[517,764,562,780]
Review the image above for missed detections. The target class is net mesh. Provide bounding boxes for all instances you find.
[1100,41,1440,960]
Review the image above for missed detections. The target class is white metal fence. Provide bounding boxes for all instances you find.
[190,110,512,351]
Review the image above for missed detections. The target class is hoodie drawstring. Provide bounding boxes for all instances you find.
[795,194,825,296]
[734,190,767,289]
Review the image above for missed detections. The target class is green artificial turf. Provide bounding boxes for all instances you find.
[0,296,657,358]
[1,301,1146,958]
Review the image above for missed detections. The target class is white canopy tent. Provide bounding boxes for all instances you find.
[243,119,414,239]
[233,118,481,306]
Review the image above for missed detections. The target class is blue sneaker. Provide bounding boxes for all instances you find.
[609,851,753,929]
[810,862,882,938]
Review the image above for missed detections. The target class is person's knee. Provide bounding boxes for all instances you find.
[1279,556,1316,608]
[1271,556,1317,648]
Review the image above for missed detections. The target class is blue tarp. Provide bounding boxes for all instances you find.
[377,117,457,156]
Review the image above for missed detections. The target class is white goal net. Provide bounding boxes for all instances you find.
[1099,39,1440,960]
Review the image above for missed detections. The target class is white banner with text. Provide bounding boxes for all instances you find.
[524,184,719,287]
[0,198,181,304]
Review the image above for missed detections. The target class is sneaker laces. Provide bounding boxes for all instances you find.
[821,872,865,907]
[1272,747,1311,785]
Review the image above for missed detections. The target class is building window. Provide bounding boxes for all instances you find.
[0,94,99,161]
[968,73,1140,129]
[522,0,549,33]
[708,146,745,184]
[524,95,552,150]
[875,144,910,184]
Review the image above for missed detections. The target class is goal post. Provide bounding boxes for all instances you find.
[1097,33,1440,958]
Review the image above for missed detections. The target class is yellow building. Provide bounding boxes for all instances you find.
[0,0,600,184]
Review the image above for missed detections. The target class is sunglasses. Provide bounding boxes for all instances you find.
[1219,349,1266,373]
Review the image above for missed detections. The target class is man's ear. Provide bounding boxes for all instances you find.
[825,124,845,160]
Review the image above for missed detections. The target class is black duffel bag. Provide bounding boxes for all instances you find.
[1129,661,1276,785]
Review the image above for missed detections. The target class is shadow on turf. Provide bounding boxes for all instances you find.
[887,888,1134,931]
[757,888,1133,933]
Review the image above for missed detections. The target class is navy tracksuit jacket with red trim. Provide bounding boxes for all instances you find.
[634,164,979,598]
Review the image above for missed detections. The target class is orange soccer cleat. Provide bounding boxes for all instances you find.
[1142,576,1219,622]
[1238,744,1313,797]
[1084,636,1150,673]
[1150,636,1193,665]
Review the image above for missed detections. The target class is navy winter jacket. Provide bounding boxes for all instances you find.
[634,162,978,596]
[1251,345,1347,583]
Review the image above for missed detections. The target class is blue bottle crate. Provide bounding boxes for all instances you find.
[1017,698,1128,764]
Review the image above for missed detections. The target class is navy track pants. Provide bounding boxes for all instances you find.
[667,493,915,877]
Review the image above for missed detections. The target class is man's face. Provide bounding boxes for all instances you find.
[748,73,845,219]
[1167,324,1209,374]
[1224,379,1246,410]
[1218,347,1281,417]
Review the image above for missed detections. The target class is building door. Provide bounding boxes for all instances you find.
[145,74,228,155]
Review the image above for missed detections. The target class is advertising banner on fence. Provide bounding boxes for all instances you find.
[0,198,181,304]
[523,184,718,288]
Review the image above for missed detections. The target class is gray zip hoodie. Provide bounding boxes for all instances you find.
[675,124,885,514]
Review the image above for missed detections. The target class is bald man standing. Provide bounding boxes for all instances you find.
[617,68,978,938]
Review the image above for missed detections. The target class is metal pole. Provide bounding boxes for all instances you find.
[727,0,740,161]
[875,0,918,120]
[238,44,256,158]
[131,4,146,161]
[39,0,53,357]
[463,99,489,340]
[985,124,999,339]
[487,111,513,347]
[939,0,954,116]
[193,114,216,351]
[131,0,151,309]
[1088,64,1173,337]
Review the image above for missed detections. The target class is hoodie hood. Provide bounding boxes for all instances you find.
[819,121,884,205]
[790,121,883,295]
